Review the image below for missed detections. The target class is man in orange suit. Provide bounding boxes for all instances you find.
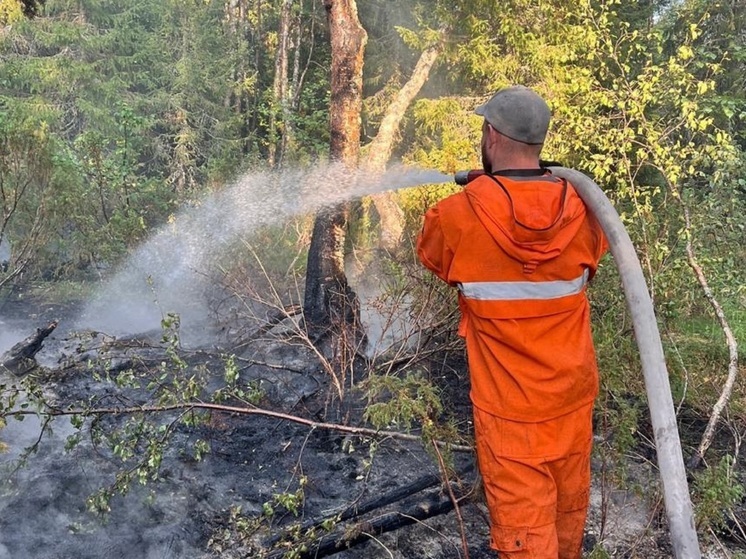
[417,86,608,558]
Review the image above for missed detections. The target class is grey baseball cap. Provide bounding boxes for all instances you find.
[475,85,551,145]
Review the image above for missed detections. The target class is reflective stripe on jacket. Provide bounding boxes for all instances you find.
[416,171,608,421]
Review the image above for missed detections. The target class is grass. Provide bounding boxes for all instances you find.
[25,279,93,304]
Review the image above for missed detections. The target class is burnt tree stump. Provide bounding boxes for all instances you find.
[1,320,58,374]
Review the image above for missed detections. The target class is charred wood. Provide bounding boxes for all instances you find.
[264,483,471,559]
[1,320,58,373]
[266,471,444,548]
[264,462,476,559]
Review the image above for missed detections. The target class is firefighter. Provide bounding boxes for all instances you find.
[416,85,608,558]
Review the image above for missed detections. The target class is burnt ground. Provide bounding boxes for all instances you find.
[1,292,745,559]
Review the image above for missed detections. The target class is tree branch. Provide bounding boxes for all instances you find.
[2,400,473,453]
[680,202,740,468]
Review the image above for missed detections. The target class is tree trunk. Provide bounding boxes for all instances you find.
[304,206,356,329]
[269,0,293,167]
[302,0,367,396]
[364,42,442,251]
[365,42,441,170]
[225,0,255,152]
[290,0,318,113]
[323,0,366,164]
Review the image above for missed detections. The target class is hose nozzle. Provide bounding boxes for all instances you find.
[454,169,485,186]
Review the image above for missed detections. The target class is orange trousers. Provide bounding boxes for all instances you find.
[473,403,593,559]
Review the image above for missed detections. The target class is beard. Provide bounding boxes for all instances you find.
[481,143,493,174]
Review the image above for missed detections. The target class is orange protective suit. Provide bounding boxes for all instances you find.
[416,170,607,558]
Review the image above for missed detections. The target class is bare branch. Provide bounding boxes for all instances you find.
[681,200,740,468]
[2,400,473,453]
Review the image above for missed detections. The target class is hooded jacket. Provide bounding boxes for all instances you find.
[417,171,608,421]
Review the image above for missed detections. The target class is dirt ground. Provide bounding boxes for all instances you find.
[1,292,744,559]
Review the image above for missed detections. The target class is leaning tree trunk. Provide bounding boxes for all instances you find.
[303,0,367,399]
[364,41,442,251]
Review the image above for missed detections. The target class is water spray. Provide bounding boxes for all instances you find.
[453,168,702,559]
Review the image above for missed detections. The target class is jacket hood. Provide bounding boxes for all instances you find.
[464,173,587,272]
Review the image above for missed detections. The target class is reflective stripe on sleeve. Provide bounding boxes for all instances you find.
[458,269,589,301]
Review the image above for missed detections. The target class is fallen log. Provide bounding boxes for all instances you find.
[266,471,444,548]
[267,462,476,549]
[1,320,58,373]
[264,481,473,559]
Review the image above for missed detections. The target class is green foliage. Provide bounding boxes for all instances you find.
[213,353,264,405]
[659,0,746,149]
[0,103,79,283]
[0,0,284,281]
[586,545,612,559]
[363,372,458,452]
[693,454,744,533]
[364,372,441,431]
[596,394,644,472]
[590,263,646,397]
[405,97,481,174]
[0,0,24,24]
[265,475,307,518]
[0,369,58,471]
[208,474,320,557]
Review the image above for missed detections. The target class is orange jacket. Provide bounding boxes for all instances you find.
[417,171,608,421]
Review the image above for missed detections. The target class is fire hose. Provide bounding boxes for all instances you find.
[455,167,702,559]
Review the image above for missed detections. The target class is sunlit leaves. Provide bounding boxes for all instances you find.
[0,0,23,25]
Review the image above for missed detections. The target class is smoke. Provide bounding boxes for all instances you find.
[0,326,19,356]
[76,163,449,346]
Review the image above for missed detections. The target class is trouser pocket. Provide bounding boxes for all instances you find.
[491,525,533,558]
